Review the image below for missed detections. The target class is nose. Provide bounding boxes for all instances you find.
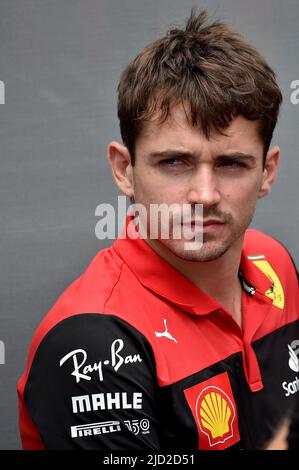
[186,165,221,207]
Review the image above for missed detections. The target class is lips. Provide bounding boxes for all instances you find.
[202,220,224,226]
[181,219,225,229]
[185,220,224,226]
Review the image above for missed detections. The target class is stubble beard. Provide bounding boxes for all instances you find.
[156,222,244,262]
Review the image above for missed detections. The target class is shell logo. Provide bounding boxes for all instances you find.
[196,386,235,447]
[184,372,240,449]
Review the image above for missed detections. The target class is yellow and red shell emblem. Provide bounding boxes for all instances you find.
[184,372,240,449]
[196,386,235,446]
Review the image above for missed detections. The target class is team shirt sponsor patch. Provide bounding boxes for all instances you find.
[282,340,299,397]
[70,418,151,440]
[288,340,299,373]
[59,338,143,383]
[71,420,121,438]
[124,419,150,435]
[250,257,285,309]
[71,391,143,413]
[184,372,240,450]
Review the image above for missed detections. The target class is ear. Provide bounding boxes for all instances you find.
[258,145,280,199]
[107,141,134,197]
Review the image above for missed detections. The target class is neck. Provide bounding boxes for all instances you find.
[146,236,244,328]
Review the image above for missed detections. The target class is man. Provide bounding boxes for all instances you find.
[18,9,298,450]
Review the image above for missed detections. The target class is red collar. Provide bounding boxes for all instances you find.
[114,215,273,316]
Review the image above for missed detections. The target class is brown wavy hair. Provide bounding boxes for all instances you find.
[117,8,282,165]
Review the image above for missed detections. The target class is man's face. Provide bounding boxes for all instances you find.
[130,106,269,262]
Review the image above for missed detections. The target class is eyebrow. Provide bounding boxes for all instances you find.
[147,150,257,164]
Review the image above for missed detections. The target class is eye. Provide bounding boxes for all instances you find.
[159,158,182,166]
[219,159,246,168]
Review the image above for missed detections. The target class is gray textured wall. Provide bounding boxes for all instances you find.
[0,0,298,449]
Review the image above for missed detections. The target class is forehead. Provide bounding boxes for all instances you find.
[136,105,263,156]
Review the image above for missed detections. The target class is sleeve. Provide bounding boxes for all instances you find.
[272,236,298,284]
[23,313,161,449]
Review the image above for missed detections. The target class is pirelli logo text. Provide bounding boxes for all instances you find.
[71,420,121,438]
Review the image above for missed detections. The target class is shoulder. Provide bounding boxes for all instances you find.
[20,244,132,379]
[244,229,297,270]
[26,313,156,386]
[243,229,298,292]
[19,313,159,449]
[244,228,289,254]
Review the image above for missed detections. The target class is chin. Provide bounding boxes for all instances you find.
[161,239,231,262]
